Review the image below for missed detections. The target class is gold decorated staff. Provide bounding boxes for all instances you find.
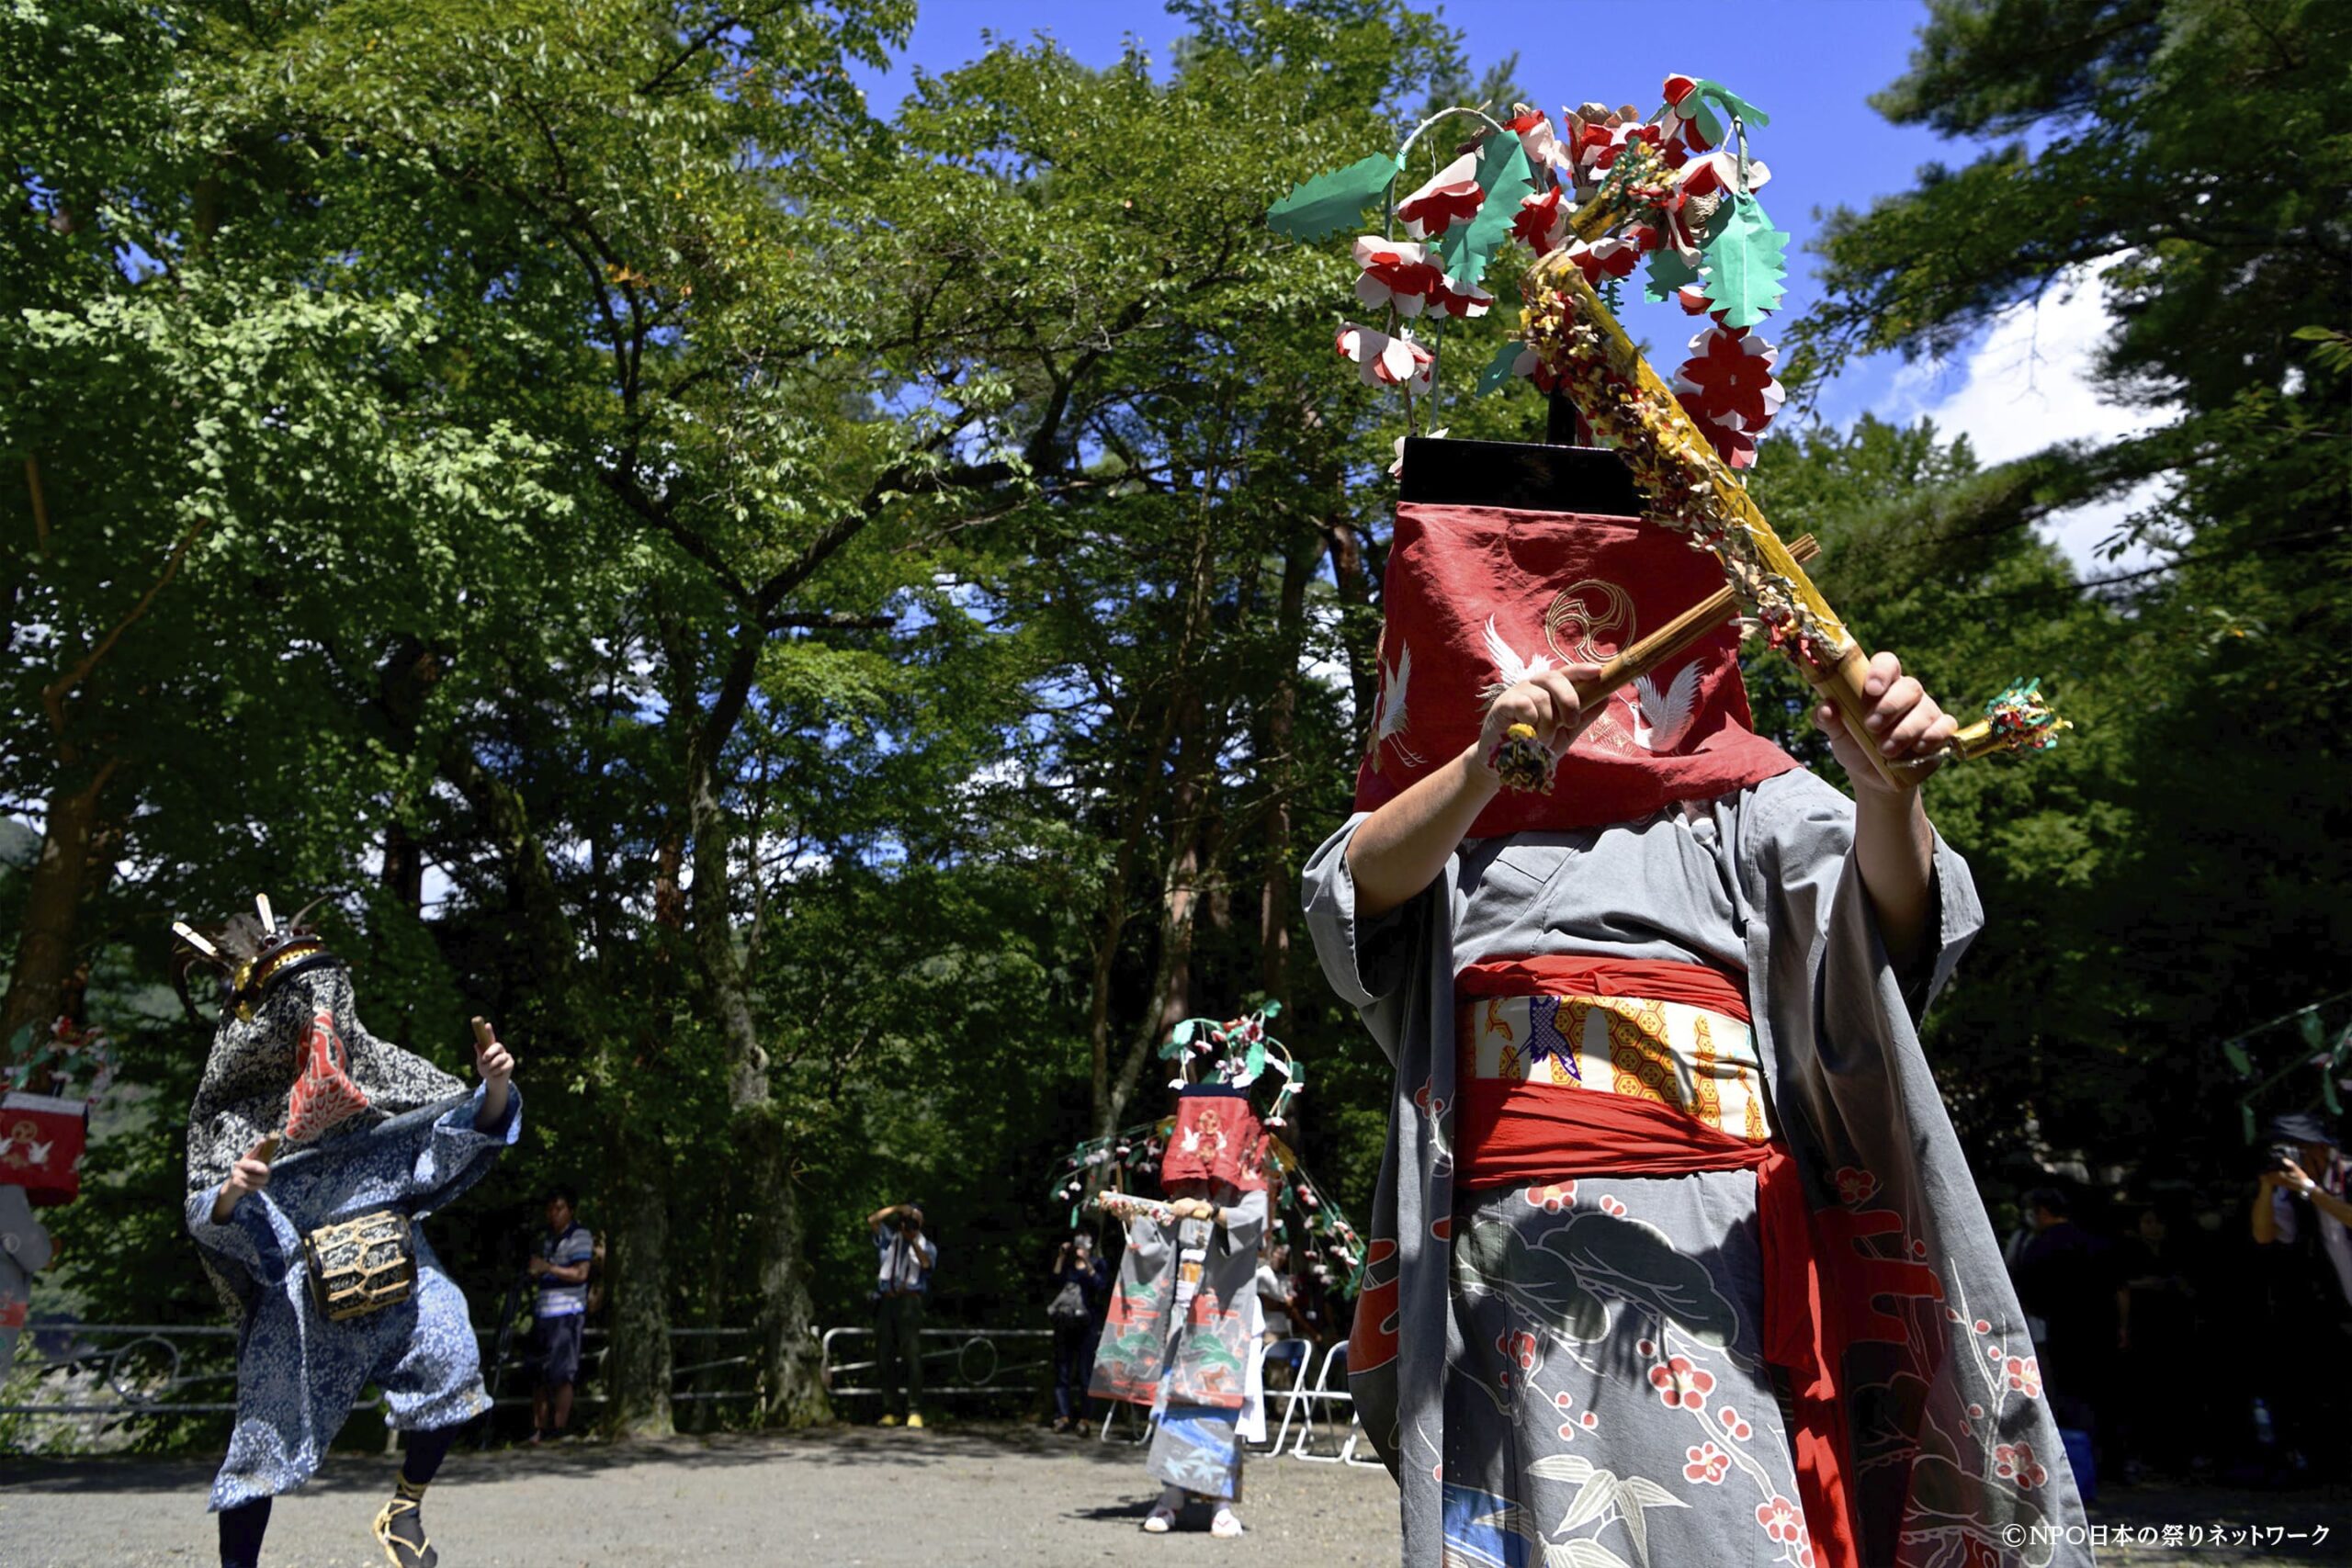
[1511,140,2068,789]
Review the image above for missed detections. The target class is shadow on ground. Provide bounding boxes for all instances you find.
[0,1417,1150,1496]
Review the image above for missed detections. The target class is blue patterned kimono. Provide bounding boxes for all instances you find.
[185,1087,518,1510]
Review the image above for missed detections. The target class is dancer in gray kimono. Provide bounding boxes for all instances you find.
[176,901,521,1568]
[1304,507,2089,1568]
[1091,1086,1272,1539]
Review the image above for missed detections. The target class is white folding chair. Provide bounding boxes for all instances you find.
[1250,1337,1314,1453]
[1289,1341,1362,1462]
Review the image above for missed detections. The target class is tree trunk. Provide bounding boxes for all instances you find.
[1322,516,1382,728]
[1101,698,1218,1136]
[678,632,830,1425]
[1257,536,1313,1009]
[1,761,118,1043]
[602,1174,673,1437]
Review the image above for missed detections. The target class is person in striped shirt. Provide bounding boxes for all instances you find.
[529,1186,594,1443]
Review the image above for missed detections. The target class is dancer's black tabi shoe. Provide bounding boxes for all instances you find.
[372,1494,438,1568]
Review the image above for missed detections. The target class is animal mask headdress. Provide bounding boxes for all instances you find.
[1158,1003,1299,1194]
[174,896,464,1193]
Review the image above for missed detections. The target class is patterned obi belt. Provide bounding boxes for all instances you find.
[1456,954,1773,1148]
[1451,953,1860,1568]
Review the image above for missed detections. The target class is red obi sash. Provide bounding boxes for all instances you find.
[1453,953,1861,1568]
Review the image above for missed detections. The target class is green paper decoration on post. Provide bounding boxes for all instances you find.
[1436,134,1534,294]
[1644,246,1702,304]
[1475,339,1521,397]
[1691,79,1770,130]
[1700,193,1789,329]
[1266,152,1405,243]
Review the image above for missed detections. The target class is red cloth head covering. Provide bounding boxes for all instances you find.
[1160,1088,1271,1193]
[1355,502,1797,833]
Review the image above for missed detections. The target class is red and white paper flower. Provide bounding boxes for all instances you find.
[1671,323,1784,469]
[1395,152,1483,240]
[1337,322,1434,395]
[1352,236,1448,316]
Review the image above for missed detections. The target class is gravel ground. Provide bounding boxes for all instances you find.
[3,1424,2345,1566]
[0,1423,1398,1566]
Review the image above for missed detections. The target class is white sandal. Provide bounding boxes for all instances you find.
[1211,1506,1244,1539]
[1142,1506,1177,1534]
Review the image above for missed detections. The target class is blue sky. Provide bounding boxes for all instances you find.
[848,1,1957,422]
[848,2,2165,570]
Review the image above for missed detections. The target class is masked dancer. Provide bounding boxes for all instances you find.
[1304,505,2088,1566]
[175,898,521,1568]
[1091,1031,1285,1540]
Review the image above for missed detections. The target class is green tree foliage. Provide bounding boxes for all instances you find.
[15,0,2335,1459]
[1802,0,2352,1171]
[0,0,1468,1440]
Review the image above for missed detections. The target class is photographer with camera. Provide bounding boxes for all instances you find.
[866,1200,936,1427]
[2249,1112,2352,1478]
[1046,1231,1110,1433]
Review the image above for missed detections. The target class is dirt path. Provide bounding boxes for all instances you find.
[3,1423,2344,1565]
[1,1423,1398,1566]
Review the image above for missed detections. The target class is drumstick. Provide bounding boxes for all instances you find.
[469,1017,496,1051]
[1572,534,1819,707]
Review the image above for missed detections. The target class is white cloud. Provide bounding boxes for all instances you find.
[1883,265,2174,578]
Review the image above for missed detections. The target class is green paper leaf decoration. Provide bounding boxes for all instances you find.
[2325,1073,2344,1116]
[1437,133,1534,293]
[2242,1101,2258,1145]
[1243,1036,1265,1086]
[1475,338,1522,396]
[2223,1038,2253,1078]
[1644,246,1702,305]
[1691,78,1770,130]
[1688,101,1726,149]
[2300,1010,2325,1051]
[1699,193,1788,330]
[1266,152,1404,243]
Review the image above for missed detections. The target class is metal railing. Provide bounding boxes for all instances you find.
[1091,1338,1381,1470]
[6,1318,1379,1472]
[817,1325,1052,1399]
[0,1319,763,1438]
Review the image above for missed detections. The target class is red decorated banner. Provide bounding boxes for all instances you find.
[1355,503,1796,834]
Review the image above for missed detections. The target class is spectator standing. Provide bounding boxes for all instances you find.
[2113,1205,2197,1480]
[1254,1243,1294,1342]
[529,1186,594,1443]
[2250,1113,2352,1477]
[2011,1188,2119,1449]
[1046,1231,1110,1433]
[867,1201,936,1427]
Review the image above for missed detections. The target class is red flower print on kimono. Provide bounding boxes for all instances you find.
[1522,1181,1577,1213]
[1717,1404,1753,1440]
[1994,1441,2050,1488]
[1756,1495,1805,1546]
[1648,1355,1714,1409]
[1834,1167,1879,1206]
[1552,1390,1599,1440]
[2006,1356,2042,1397]
[1684,1442,1730,1483]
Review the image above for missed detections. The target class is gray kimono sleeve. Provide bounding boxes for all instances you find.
[1300,812,1442,1066]
[1743,769,1984,1077]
